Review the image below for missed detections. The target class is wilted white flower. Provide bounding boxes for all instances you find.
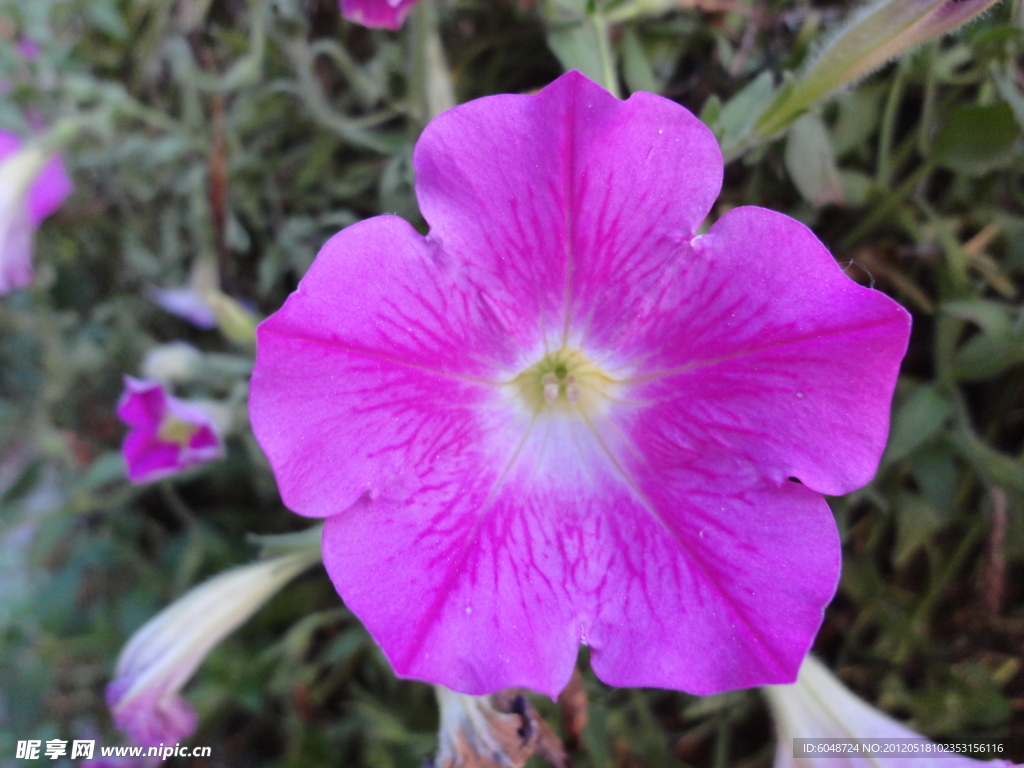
[431,687,567,768]
[106,550,320,744]
[764,656,1018,767]
[0,131,72,294]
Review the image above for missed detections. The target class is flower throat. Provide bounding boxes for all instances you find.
[510,347,618,416]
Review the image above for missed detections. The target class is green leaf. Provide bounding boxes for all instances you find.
[993,68,1024,129]
[952,328,1024,381]
[80,451,127,491]
[546,22,606,86]
[883,384,952,464]
[893,490,944,565]
[621,29,659,95]
[838,169,873,207]
[943,300,1024,380]
[785,113,845,207]
[943,299,1014,335]
[948,430,1024,495]
[716,71,776,159]
[700,94,722,128]
[910,445,958,514]
[88,0,130,39]
[831,86,884,156]
[930,103,1020,176]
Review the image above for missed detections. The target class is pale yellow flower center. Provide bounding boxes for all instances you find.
[157,414,200,447]
[510,348,619,416]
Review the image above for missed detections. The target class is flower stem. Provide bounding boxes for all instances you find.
[410,0,456,126]
[876,56,910,188]
[591,12,620,99]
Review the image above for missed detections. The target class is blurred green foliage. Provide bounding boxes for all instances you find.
[1,0,1023,766]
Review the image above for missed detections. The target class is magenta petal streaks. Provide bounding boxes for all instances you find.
[249,72,911,697]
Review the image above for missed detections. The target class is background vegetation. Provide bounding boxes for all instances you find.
[1,0,1023,765]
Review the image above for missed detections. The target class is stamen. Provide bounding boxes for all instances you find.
[508,348,619,416]
[157,414,200,447]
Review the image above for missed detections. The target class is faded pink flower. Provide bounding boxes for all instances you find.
[0,130,72,294]
[249,71,911,697]
[147,286,218,329]
[339,0,420,30]
[117,377,223,484]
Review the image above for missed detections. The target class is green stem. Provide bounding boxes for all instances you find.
[592,12,620,99]
[915,195,970,296]
[917,45,938,157]
[249,524,326,558]
[840,162,932,249]
[410,0,456,125]
[877,56,910,188]
[895,513,984,663]
[712,714,730,768]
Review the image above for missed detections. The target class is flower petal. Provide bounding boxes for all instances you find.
[581,447,840,692]
[0,201,34,294]
[250,216,522,519]
[339,0,418,29]
[321,416,597,697]
[323,402,837,695]
[147,286,218,329]
[413,71,722,354]
[117,377,167,426]
[621,206,910,495]
[123,434,181,483]
[27,153,72,226]
[106,680,197,746]
[0,129,72,227]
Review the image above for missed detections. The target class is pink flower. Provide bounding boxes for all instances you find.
[117,377,224,484]
[0,130,72,294]
[765,656,1019,767]
[106,552,319,745]
[249,71,911,697]
[339,0,420,30]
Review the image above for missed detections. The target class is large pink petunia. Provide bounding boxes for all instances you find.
[249,71,911,697]
[339,0,420,30]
